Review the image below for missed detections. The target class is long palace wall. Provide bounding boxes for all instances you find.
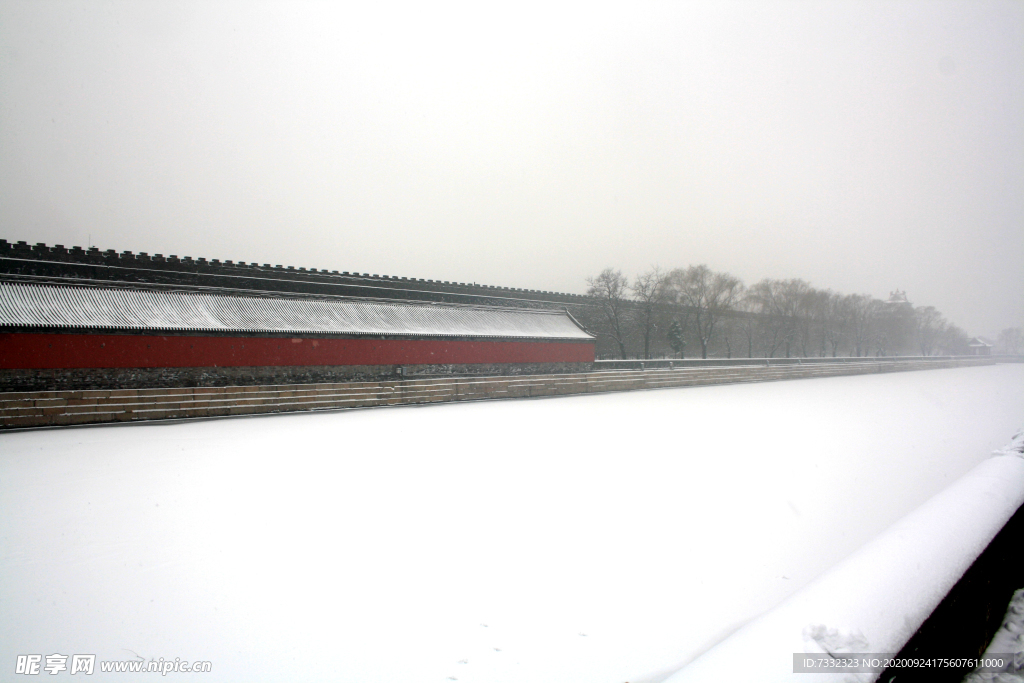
[0,331,594,391]
[0,332,594,370]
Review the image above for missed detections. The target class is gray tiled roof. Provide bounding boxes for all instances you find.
[0,283,593,340]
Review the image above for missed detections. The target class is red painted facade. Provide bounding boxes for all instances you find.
[0,332,595,369]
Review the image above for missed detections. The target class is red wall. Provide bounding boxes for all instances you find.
[0,332,595,369]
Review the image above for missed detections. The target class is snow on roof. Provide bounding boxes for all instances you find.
[0,283,594,340]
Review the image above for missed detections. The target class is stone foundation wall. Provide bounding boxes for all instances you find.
[0,357,996,429]
[0,362,593,393]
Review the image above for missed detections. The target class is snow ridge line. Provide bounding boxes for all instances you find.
[0,357,996,429]
[993,429,1024,458]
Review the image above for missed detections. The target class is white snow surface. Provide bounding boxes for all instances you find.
[663,449,1024,683]
[2,364,1023,682]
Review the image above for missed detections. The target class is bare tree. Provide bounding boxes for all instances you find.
[822,292,847,357]
[669,265,743,359]
[997,327,1023,355]
[720,318,735,358]
[586,268,631,359]
[746,279,810,357]
[914,306,945,356]
[746,279,786,358]
[735,289,760,358]
[631,266,671,359]
[938,323,970,355]
[844,294,874,357]
[797,287,829,357]
[775,279,811,357]
[582,265,967,360]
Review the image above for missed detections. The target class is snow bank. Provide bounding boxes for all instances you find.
[2,365,1023,682]
[663,442,1024,683]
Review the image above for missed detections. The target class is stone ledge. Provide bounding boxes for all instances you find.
[0,358,995,430]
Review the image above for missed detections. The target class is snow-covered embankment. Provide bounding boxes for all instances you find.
[665,429,1024,683]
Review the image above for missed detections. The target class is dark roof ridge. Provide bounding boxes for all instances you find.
[0,238,591,301]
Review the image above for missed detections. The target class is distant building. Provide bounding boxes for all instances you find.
[968,337,994,356]
[887,289,911,306]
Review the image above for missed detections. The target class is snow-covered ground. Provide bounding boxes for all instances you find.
[666,430,1024,683]
[2,364,1023,682]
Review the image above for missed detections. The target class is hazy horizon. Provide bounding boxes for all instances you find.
[2,1,1021,336]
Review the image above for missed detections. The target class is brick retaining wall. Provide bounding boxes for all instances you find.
[0,357,995,430]
[0,361,593,393]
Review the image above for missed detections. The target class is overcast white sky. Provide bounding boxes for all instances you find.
[1,1,1021,335]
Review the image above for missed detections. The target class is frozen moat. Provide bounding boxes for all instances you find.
[2,364,1023,682]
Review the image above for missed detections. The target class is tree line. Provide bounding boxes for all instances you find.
[583,266,975,360]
